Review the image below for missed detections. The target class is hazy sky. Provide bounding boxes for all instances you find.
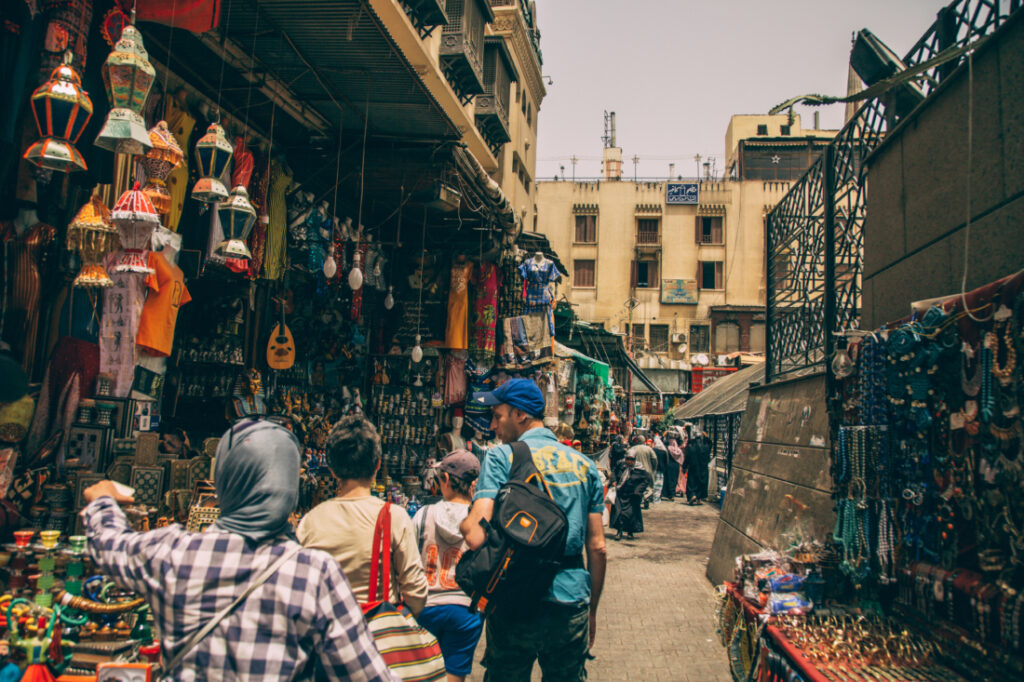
[534,0,952,180]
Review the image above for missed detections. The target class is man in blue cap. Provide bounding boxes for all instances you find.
[460,378,607,682]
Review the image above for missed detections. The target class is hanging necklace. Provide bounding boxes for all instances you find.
[961,341,982,397]
[981,334,996,423]
[992,319,1018,386]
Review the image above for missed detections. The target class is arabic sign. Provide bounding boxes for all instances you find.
[666,182,698,205]
[661,278,699,304]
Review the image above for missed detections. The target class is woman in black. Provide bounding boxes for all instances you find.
[610,452,653,540]
[684,426,711,505]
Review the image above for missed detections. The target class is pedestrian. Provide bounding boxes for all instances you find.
[298,415,429,615]
[609,450,652,540]
[609,434,627,480]
[412,450,485,682]
[460,378,607,682]
[663,431,684,501]
[684,425,712,505]
[627,434,658,508]
[80,420,397,681]
[652,430,670,500]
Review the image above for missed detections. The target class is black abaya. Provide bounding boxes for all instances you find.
[611,467,652,534]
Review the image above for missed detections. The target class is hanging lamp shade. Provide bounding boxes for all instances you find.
[95,25,155,155]
[110,182,160,274]
[67,195,118,288]
[215,185,257,259]
[140,121,183,216]
[23,58,93,173]
[191,123,233,203]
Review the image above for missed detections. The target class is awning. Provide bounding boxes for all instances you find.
[672,363,764,420]
[555,320,660,393]
[554,341,610,385]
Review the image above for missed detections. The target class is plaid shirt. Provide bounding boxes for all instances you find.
[82,498,398,681]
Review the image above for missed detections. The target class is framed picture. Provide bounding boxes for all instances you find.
[75,474,106,509]
[66,426,110,471]
[186,506,220,534]
[129,466,165,506]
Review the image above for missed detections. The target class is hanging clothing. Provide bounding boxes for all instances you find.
[471,262,499,360]
[444,353,467,406]
[231,137,254,189]
[1,221,56,377]
[497,252,524,319]
[137,252,192,357]
[263,159,292,280]
[519,258,560,334]
[164,97,196,232]
[100,253,158,397]
[247,155,270,279]
[445,261,472,350]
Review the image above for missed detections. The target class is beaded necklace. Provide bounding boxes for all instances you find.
[992,318,1018,386]
[962,341,982,397]
[877,499,895,584]
[981,334,996,423]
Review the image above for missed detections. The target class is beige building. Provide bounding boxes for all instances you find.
[537,114,836,370]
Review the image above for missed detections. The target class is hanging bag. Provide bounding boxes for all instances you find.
[362,502,446,682]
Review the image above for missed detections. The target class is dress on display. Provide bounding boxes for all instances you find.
[263,159,293,280]
[445,260,472,350]
[164,98,196,232]
[1,221,56,377]
[471,262,498,358]
[519,258,559,334]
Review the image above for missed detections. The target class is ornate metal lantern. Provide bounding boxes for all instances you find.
[67,195,118,288]
[23,58,93,173]
[110,182,160,274]
[95,25,155,155]
[191,123,233,203]
[216,186,257,259]
[140,121,183,216]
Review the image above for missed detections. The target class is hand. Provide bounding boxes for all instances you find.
[83,480,134,505]
[588,608,597,649]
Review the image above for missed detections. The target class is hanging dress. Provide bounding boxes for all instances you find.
[263,159,292,280]
[164,98,196,232]
[471,262,499,361]
[445,261,472,350]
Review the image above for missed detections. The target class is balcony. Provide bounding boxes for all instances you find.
[440,0,495,103]
[475,37,518,153]
[403,0,447,36]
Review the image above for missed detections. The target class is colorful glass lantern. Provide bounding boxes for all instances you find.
[23,58,93,173]
[192,122,233,203]
[67,195,118,288]
[140,121,183,216]
[216,185,257,259]
[110,182,160,274]
[95,24,155,155]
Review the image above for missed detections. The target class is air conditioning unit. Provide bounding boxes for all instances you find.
[671,333,686,343]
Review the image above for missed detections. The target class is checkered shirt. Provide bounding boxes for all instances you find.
[82,497,398,681]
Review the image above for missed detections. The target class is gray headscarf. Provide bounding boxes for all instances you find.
[212,420,300,542]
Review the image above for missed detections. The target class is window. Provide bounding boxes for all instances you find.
[689,323,710,353]
[649,324,669,353]
[631,259,660,288]
[699,261,724,290]
[636,218,659,244]
[749,323,766,352]
[756,124,768,135]
[628,323,646,349]
[780,124,791,135]
[573,259,595,288]
[715,322,740,353]
[695,216,724,244]
[574,214,597,243]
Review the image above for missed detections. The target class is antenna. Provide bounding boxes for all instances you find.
[602,110,617,149]
[693,154,702,179]
[570,155,578,181]
[632,155,639,182]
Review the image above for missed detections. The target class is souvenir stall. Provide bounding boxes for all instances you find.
[718,270,1024,682]
[552,341,614,453]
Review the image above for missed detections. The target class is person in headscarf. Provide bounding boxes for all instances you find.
[663,430,685,501]
[684,424,712,505]
[627,434,658,509]
[609,434,628,481]
[81,420,397,681]
[610,450,652,540]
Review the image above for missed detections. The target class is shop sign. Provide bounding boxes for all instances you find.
[666,182,698,205]
[661,278,698,304]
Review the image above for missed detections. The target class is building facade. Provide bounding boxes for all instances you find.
[537,114,835,371]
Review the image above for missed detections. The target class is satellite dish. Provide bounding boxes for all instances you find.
[611,325,620,333]
[695,353,709,366]
[677,344,688,354]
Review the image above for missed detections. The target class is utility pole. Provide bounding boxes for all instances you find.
[694,154,702,180]
[632,155,639,182]
[570,155,578,181]
[559,164,565,180]
[668,163,675,180]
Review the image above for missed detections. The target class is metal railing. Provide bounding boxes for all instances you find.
[765,0,1017,382]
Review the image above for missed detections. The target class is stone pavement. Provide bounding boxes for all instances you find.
[467,499,731,681]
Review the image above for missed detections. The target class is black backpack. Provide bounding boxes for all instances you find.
[455,441,574,615]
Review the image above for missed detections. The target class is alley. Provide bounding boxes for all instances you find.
[469,500,730,681]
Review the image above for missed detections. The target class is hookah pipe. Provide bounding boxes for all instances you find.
[5,598,74,678]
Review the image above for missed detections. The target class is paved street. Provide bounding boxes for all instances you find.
[468,499,731,681]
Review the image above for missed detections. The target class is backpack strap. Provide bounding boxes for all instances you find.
[367,502,393,606]
[509,440,555,500]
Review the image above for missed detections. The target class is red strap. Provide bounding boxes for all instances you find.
[367,502,392,604]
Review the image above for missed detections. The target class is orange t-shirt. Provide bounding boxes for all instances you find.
[137,252,191,357]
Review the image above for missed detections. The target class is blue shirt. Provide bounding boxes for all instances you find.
[474,427,604,605]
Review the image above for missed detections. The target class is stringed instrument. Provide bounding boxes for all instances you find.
[266,294,296,370]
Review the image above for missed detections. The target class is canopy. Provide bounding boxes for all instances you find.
[554,340,610,385]
[672,363,765,420]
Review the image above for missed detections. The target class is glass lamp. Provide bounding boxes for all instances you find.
[191,123,233,203]
[110,182,160,274]
[140,121,183,216]
[95,25,155,155]
[215,185,257,259]
[23,58,93,173]
[67,195,118,288]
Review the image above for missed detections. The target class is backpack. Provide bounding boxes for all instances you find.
[455,441,573,615]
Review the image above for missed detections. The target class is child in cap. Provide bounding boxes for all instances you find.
[412,449,484,682]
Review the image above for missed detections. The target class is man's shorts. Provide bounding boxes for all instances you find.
[416,603,485,676]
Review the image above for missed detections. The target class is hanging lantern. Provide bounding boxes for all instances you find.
[140,121,183,216]
[110,182,160,274]
[67,195,118,288]
[215,185,257,259]
[23,57,93,173]
[191,123,233,203]
[95,24,155,155]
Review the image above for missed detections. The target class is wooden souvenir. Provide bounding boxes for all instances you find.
[106,456,133,485]
[110,437,136,458]
[186,505,220,533]
[129,466,164,506]
[266,295,296,370]
[202,437,220,457]
[104,397,132,437]
[134,432,159,466]
[169,460,189,491]
[75,474,106,509]
[187,457,212,490]
[66,425,111,471]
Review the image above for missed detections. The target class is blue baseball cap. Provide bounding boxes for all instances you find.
[472,378,545,418]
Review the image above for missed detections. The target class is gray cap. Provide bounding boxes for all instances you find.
[434,448,480,481]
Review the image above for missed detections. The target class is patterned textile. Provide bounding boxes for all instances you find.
[497,252,523,319]
[518,259,559,335]
[471,263,499,361]
[82,497,397,682]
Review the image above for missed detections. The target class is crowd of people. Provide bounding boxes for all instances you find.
[607,424,712,541]
[80,378,607,681]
